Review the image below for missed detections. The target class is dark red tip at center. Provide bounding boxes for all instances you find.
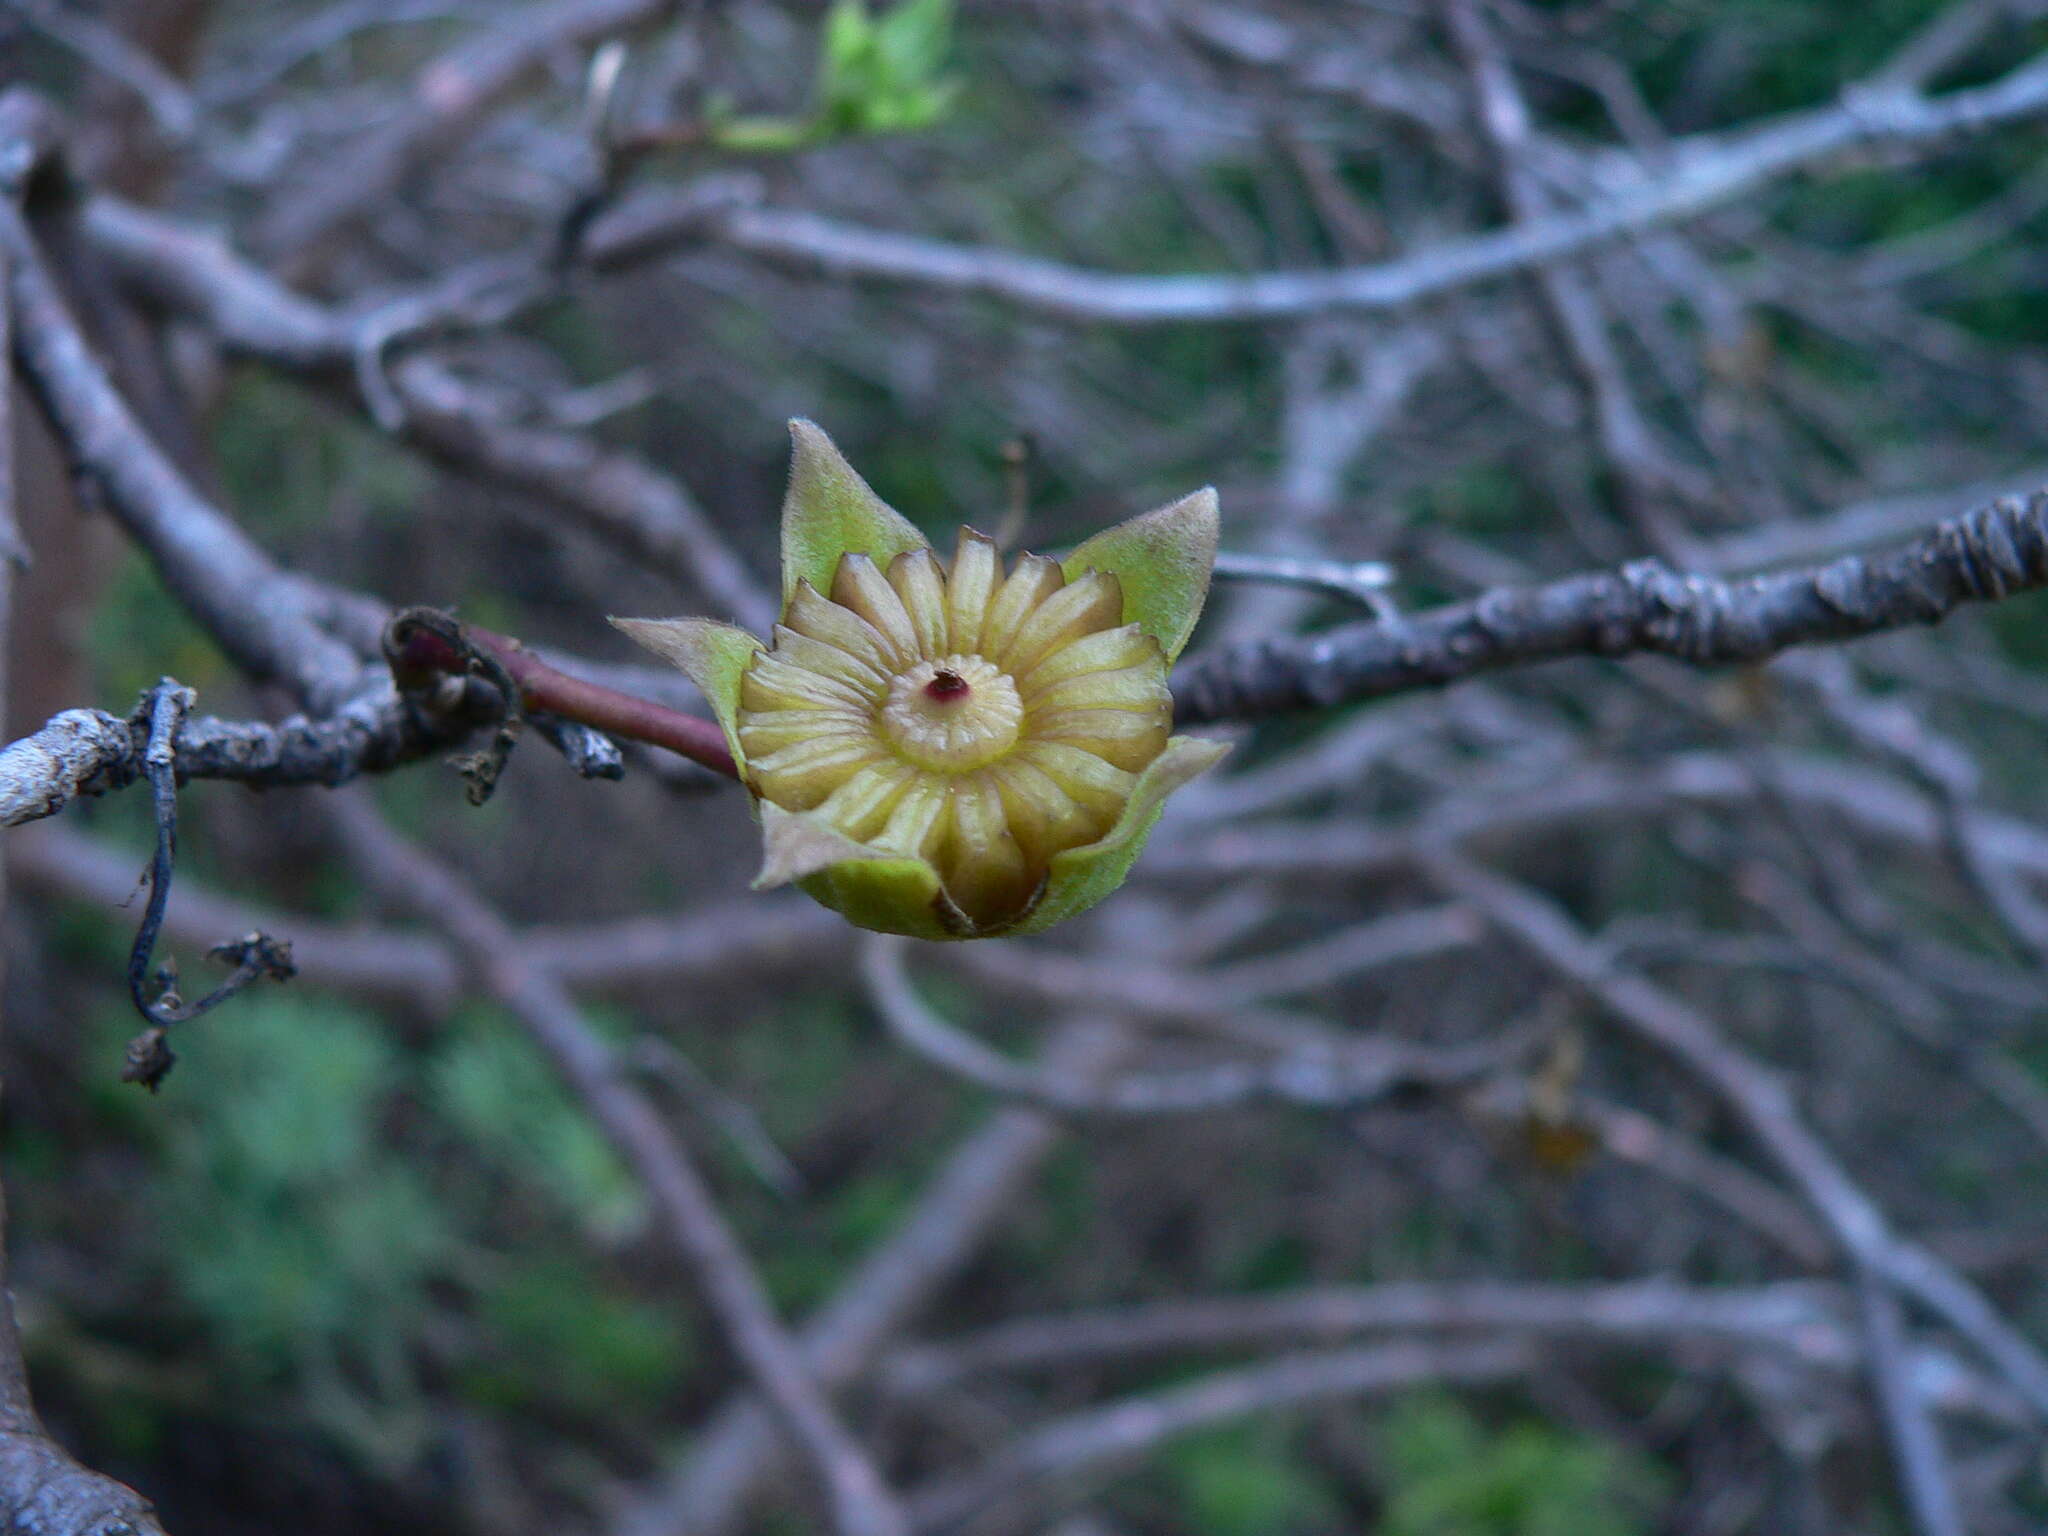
[925,669,971,702]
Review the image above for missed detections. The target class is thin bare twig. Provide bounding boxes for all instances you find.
[1210,550,1397,613]
[903,1339,1536,1534]
[10,819,844,1013]
[1422,850,2048,1423]
[667,49,2048,324]
[253,0,679,273]
[75,191,777,632]
[613,1018,1135,1536]
[1174,491,2048,724]
[385,607,737,778]
[325,792,909,1536]
[0,190,363,710]
[864,935,1518,1115]
[887,1278,1854,1389]
[0,693,453,828]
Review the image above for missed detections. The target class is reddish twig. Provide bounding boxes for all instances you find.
[384,607,739,780]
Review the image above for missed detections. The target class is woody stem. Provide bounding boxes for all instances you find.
[386,612,741,780]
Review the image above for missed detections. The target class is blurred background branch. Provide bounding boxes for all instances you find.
[6,2,2048,1533]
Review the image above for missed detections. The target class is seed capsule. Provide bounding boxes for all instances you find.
[613,420,1227,939]
[737,531,1172,929]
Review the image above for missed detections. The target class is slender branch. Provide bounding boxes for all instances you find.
[325,792,909,1536]
[1781,650,2048,972]
[1469,1080,1835,1269]
[613,1018,1135,1536]
[0,690,453,828]
[12,472,2048,825]
[10,820,842,1012]
[1210,550,1396,612]
[0,1178,168,1536]
[0,610,736,832]
[880,1279,2016,1427]
[0,232,169,1535]
[114,680,296,1090]
[1173,490,2048,724]
[0,191,365,711]
[251,0,677,271]
[389,358,777,633]
[1,0,198,143]
[903,1339,1535,1535]
[620,900,1182,1536]
[862,935,1519,1115]
[1855,1260,1966,1536]
[1431,12,1969,1511]
[49,165,2048,745]
[1146,748,2048,887]
[946,906,1482,1053]
[1440,0,1708,551]
[1422,849,2048,1424]
[114,680,296,1089]
[75,193,778,632]
[889,1279,1848,1387]
[660,50,2048,325]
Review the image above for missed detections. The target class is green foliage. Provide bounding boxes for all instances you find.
[762,1165,917,1313]
[1157,1423,1340,1536]
[429,1007,645,1243]
[88,550,233,703]
[1230,1232,1314,1292]
[1376,1393,1668,1536]
[727,987,864,1137]
[817,0,959,136]
[712,0,958,150]
[1628,0,1969,124]
[108,994,674,1471]
[145,997,452,1466]
[210,372,425,536]
[464,1259,689,1415]
[1425,460,1546,538]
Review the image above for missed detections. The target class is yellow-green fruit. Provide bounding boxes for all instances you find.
[612,419,1226,941]
[737,530,1172,930]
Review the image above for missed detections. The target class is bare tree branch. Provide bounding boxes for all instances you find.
[1422,850,2048,1421]
[0,1179,168,1536]
[0,192,364,710]
[0,231,169,1536]
[324,791,910,1536]
[252,0,679,273]
[1174,491,2048,724]
[655,50,2048,324]
[862,934,1518,1115]
[903,1339,1536,1535]
[9,820,841,1010]
[887,1278,1855,1388]
[79,190,779,630]
[0,692,447,827]
[615,1017,1136,1536]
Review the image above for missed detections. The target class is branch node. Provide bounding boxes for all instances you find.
[384,606,529,801]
